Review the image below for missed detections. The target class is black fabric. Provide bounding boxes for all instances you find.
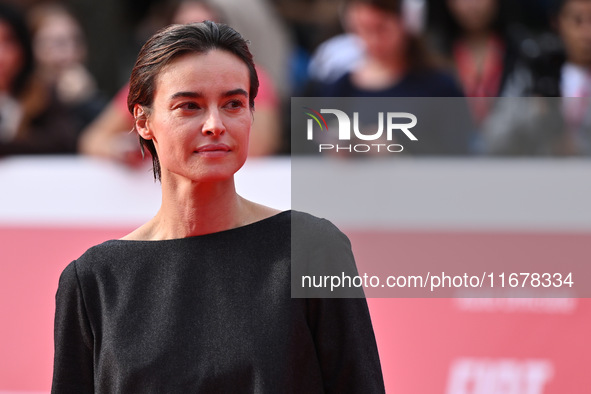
[52,210,385,393]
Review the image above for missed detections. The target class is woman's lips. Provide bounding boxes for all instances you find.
[194,144,231,157]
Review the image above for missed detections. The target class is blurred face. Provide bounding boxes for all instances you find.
[136,50,251,183]
[558,0,591,66]
[446,0,498,34]
[0,20,23,92]
[348,4,406,61]
[33,13,85,72]
[172,2,218,24]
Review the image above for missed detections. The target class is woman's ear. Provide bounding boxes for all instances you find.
[134,104,152,140]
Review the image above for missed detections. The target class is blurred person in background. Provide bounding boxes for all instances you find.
[304,1,365,86]
[427,0,519,98]
[482,0,591,155]
[300,0,473,155]
[78,0,281,163]
[305,0,427,87]
[527,0,591,98]
[28,3,105,132]
[309,0,464,98]
[426,0,522,124]
[0,2,81,155]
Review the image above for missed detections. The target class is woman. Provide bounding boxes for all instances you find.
[428,0,517,98]
[0,3,84,156]
[52,21,385,392]
[303,0,474,155]
[313,0,464,98]
[27,3,105,131]
[0,3,85,156]
[426,0,524,126]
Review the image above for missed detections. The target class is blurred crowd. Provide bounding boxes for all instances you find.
[1,0,591,160]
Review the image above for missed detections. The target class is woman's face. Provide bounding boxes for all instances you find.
[348,4,406,61]
[0,20,23,92]
[447,0,498,34]
[558,0,591,67]
[138,50,252,183]
[33,13,85,72]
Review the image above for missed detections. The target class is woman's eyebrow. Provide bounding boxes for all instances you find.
[222,88,248,98]
[169,89,248,100]
[170,91,201,100]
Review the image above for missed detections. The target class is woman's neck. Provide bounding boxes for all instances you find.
[163,176,245,236]
[123,172,281,241]
[127,175,245,240]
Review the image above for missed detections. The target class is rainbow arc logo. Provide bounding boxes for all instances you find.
[303,107,328,139]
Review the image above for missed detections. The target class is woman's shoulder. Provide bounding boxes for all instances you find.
[57,239,124,289]
[66,239,130,273]
[290,210,352,250]
[290,209,343,231]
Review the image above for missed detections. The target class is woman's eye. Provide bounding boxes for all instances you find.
[225,99,245,110]
[179,102,200,111]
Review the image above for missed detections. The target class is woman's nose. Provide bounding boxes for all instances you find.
[202,109,226,136]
